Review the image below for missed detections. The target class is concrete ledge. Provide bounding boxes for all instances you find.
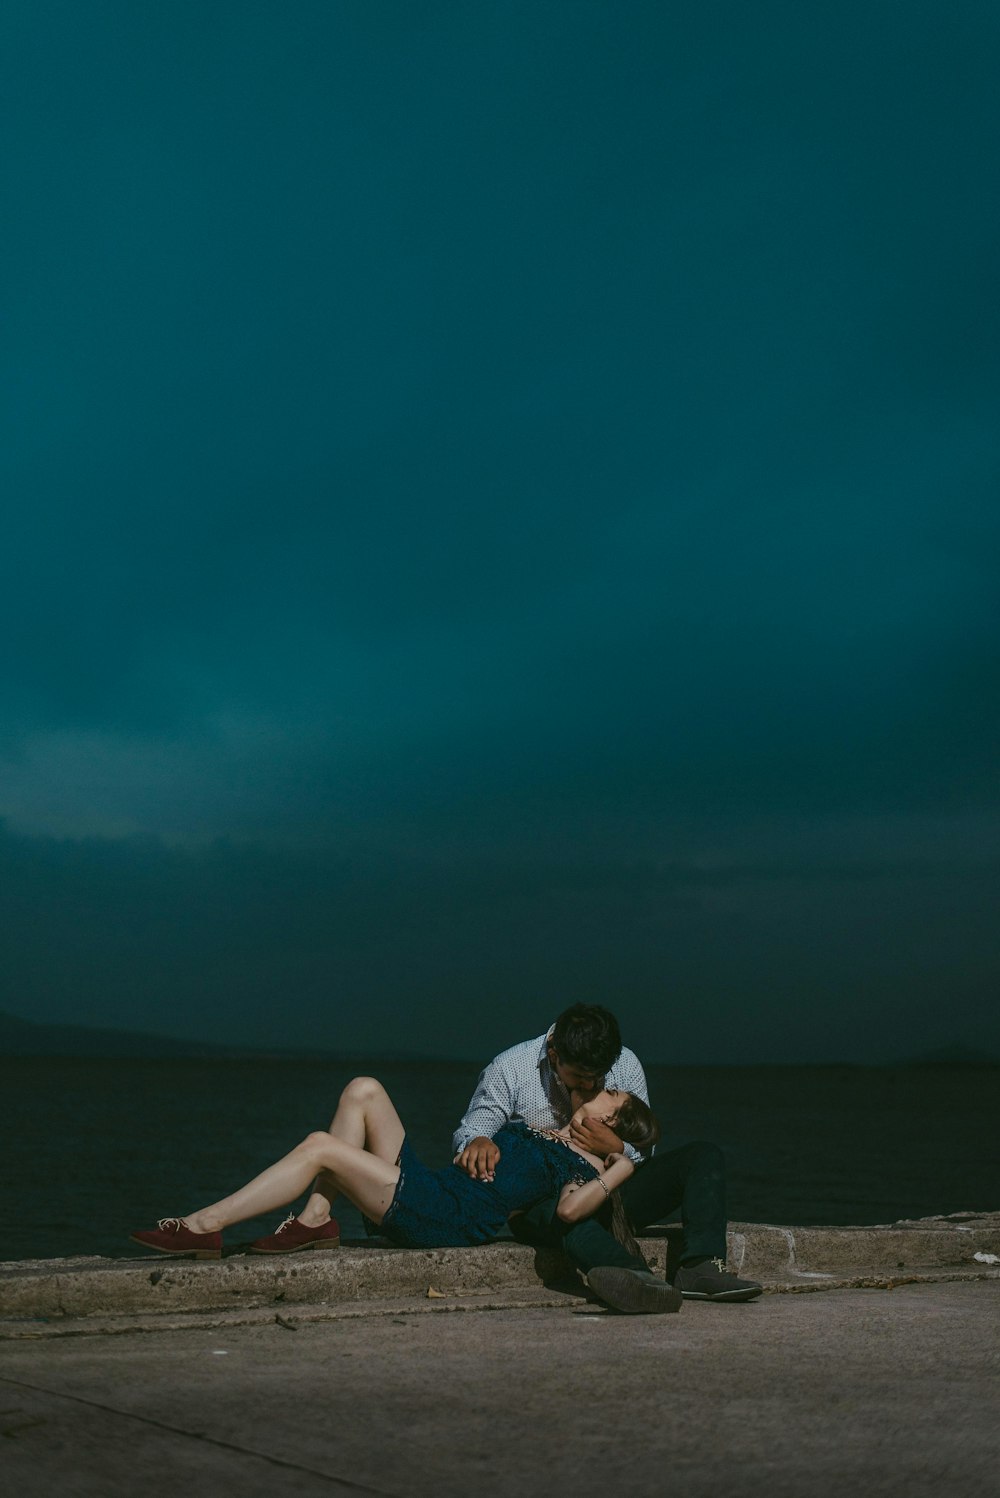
[7,1268,1000,1342]
[0,1241,546,1320]
[1,1286,592,1339]
[2,1213,997,1329]
[726,1213,1000,1275]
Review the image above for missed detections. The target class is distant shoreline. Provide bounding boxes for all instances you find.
[3,1011,997,1067]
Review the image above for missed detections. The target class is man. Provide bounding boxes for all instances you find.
[453,1003,762,1314]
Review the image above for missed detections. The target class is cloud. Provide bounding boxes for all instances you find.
[2,815,997,1063]
[2,3,998,1062]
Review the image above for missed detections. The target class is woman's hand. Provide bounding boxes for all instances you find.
[604,1151,628,1168]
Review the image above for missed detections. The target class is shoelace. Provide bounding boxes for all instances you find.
[274,1214,297,1235]
[710,1257,727,1273]
[156,1217,183,1231]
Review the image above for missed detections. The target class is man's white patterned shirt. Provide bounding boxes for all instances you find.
[453,1028,651,1161]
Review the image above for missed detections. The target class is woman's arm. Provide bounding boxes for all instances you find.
[555,1152,635,1223]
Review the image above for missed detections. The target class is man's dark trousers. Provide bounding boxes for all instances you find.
[511,1140,728,1273]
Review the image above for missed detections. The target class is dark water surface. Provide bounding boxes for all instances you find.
[3,1059,997,1261]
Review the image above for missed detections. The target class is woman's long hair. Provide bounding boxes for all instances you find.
[608,1192,645,1262]
[613,1093,660,1153]
[605,1091,662,1262]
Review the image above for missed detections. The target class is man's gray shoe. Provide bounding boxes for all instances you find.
[586,1266,683,1314]
[673,1257,763,1302]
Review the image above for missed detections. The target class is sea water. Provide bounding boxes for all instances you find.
[3,1058,997,1261]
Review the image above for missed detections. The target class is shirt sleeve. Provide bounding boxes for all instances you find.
[452,1057,516,1155]
[616,1049,653,1162]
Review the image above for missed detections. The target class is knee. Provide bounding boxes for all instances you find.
[341,1075,385,1107]
[686,1141,726,1175]
[302,1130,339,1162]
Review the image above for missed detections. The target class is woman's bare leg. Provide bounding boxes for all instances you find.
[298,1076,405,1226]
[181,1077,406,1233]
[183,1130,401,1233]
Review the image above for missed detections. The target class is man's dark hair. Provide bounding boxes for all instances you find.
[612,1093,661,1153]
[550,1004,622,1075]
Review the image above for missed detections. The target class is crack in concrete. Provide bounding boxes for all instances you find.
[0,1373,397,1495]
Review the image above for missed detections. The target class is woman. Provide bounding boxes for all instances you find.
[130,1075,659,1258]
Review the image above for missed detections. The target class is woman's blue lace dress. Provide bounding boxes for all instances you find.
[380,1121,599,1248]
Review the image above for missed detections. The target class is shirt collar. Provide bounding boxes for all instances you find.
[538,1026,569,1106]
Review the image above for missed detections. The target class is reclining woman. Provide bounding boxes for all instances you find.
[130,1075,660,1258]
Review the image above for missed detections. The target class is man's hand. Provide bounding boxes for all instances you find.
[569,1116,624,1158]
[454,1136,501,1181]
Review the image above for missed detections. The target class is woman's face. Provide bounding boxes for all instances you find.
[570,1088,622,1130]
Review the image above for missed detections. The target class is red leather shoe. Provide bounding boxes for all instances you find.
[249,1214,341,1254]
[130,1217,222,1259]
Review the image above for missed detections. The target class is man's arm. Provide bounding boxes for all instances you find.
[452,1058,516,1178]
[613,1049,653,1162]
[617,1048,650,1106]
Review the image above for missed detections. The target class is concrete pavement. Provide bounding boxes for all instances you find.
[1,1280,997,1497]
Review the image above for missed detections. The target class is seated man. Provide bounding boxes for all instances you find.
[453,1003,762,1313]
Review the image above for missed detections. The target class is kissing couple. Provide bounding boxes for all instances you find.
[131,1004,762,1312]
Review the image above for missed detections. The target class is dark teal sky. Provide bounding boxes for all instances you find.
[2,2,998,1061]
